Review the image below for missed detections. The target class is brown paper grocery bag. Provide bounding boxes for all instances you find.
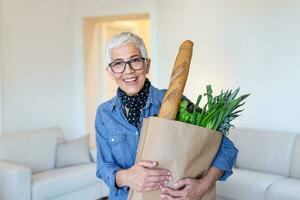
[128,117,222,200]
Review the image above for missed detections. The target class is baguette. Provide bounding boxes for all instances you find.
[158,40,193,119]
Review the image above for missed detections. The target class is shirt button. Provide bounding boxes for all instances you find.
[111,138,115,142]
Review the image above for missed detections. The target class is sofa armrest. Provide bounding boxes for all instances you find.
[0,160,31,200]
[89,148,97,163]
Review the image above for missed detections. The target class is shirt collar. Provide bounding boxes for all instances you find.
[109,85,160,112]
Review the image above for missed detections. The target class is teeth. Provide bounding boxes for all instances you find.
[124,77,137,82]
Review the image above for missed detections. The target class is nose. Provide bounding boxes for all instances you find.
[123,62,134,74]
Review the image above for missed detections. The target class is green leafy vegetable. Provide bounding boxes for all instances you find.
[176,85,250,135]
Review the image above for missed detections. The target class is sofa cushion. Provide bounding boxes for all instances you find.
[290,135,300,179]
[216,168,284,200]
[47,182,109,200]
[55,135,91,168]
[0,127,63,173]
[266,178,300,200]
[229,128,296,176]
[32,163,98,200]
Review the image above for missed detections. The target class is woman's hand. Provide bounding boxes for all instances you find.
[160,167,223,200]
[160,178,210,200]
[116,161,172,192]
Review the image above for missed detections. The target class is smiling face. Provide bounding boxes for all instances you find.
[107,42,150,96]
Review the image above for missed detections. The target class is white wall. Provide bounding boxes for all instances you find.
[0,0,3,133]
[154,0,300,133]
[1,0,299,137]
[0,0,80,138]
[0,0,157,137]
[73,0,300,133]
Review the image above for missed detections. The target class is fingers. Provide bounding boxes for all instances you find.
[137,160,171,175]
[133,180,162,193]
[143,185,162,192]
[173,178,191,189]
[135,169,171,192]
[161,178,201,200]
[147,174,172,183]
[147,168,171,176]
[161,186,185,198]
[136,179,164,192]
[145,168,172,186]
[132,161,173,193]
[161,193,182,200]
[143,181,163,191]
[138,160,158,168]
[142,163,172,181]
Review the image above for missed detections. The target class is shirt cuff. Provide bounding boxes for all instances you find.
[109,169,129,197]
[98,165,129,197]
[211,156,233,181]
[211,136,239,181]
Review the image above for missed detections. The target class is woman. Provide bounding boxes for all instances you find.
[95,32,238,200]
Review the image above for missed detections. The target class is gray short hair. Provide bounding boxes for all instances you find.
[105,32,148,66]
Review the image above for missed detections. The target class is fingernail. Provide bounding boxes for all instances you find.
[168,176,172,181]
[167,171,171,175]
[159,185,163,189]
[174,182,178,187]
[161,188,165,192]
[160,194,165,198]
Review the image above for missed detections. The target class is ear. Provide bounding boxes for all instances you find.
[145,58,151,74]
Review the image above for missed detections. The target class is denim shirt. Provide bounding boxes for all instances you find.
[95,85,238,200]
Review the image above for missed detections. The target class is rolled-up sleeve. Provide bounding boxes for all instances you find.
[211,136,238,181]
[95,108,128,197]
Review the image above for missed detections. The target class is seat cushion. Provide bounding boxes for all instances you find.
[216,168,284,200]
[229,128,296,176]
[32,163,98,200]
[290,135,300,179]
[49,181,109,200]
[0,127,63,173]
[266,178,300,200]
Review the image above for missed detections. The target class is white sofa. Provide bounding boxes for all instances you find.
[0,127,109,200]
[217,128,300,200]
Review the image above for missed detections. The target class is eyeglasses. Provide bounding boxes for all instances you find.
[108,57,146,74]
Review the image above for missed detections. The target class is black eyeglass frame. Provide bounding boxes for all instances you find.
[108,57,147,74]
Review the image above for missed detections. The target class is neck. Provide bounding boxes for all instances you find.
[125,92,137,96]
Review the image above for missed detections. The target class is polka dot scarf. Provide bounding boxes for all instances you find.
[118,78,151,127]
